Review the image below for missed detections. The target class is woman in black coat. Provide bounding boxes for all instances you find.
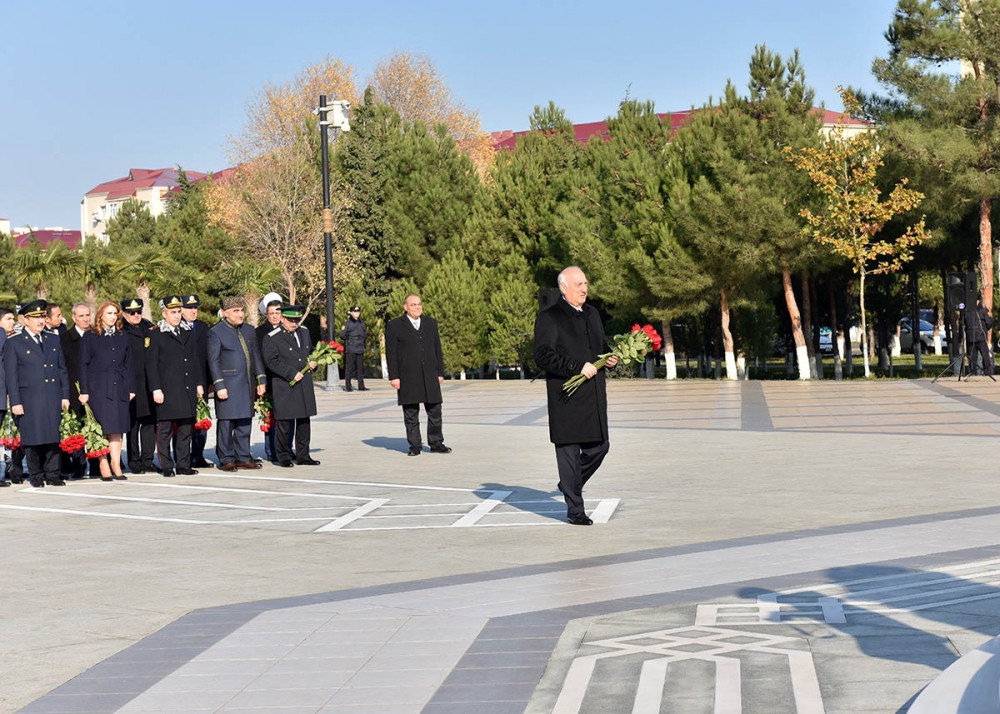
[79,301,135,481]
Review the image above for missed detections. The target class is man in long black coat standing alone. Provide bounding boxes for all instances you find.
[533,266,618,526]
[385,294,450,456]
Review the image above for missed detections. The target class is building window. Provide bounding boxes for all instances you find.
[108,202,119,218]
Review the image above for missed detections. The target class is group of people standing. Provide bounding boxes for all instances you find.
[0,294,326,488]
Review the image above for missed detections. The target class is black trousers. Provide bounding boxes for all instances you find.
[402,402,443,450]
[263,421,294,462]
[967,339,994,375]
[344,352,365,389]
[26,443,60,483]
[276,417,310,464]
[157,418,194,471]
[191,428,208,463]
[555,440,610,518]
[216,418,252,464]
[127,416,156,471]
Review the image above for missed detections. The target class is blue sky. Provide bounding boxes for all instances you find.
[1,0,899,232]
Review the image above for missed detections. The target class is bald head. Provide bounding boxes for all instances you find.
[558,266,588,308]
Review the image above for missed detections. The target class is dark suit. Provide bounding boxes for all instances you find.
[209,321,265,465]
[534,299,611,518]
[146,325,203,471]
[4,330,69,484]
[385,314,445,451]
[122,319,156,471]
[187,319,212,465]
[256,321,285,460]
[262,325,316,464]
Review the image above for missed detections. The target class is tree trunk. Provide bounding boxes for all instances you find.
[782,270,811,379]
[720,288,737,380]
[809,277,823,379]
[859,271,871,378]
[662,319,677,380]
[801,273,815,362]
[829,282,842,380]
[137,283,152,321]
[933,297,943,355]
[379,329,388,379]
[85,282,97,306]
[980,196,993,344]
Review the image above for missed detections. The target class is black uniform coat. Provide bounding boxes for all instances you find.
[533,299,610,446]
[385,315,444,406]
[189,319,211,392]
[3,330,70,445]
[208,321,265,420]
[145,327,202,421]
[965,304,993,342]
[0,330,8,409]
[60,327,86,408]
[262,326,317,420]
[339,317,367,354]
[79,331,135,434]
[122,319,155,418]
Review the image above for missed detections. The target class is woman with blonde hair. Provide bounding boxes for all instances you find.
[79,301,135,481]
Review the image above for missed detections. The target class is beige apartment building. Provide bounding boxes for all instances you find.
[80,167,205,241]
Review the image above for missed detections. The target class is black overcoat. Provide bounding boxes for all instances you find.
[385,315,444,406]
[533,300,610,445]
[60,328,85,408]
[262,326,317,420]
[190,319,211,391]
[3,330,69,445]
[145,327,202,421]
[122,319,155,418]
[0,330,8,409]
[339,318,367,354]
[208,321,265,420]
[79,331,135,434]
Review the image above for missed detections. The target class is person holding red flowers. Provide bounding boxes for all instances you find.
[533,266,619,526]
[79,301,135,481]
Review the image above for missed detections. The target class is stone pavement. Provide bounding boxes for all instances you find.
[5,377,1000,712]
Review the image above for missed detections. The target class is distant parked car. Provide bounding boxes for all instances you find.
[899,318,947,353]
[819,327,833,354]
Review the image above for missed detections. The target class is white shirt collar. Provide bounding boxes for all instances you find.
[562,297,583,312]
[407,315,421,329]
[75,325,86,337]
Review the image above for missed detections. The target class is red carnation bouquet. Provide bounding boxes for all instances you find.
[59,408,85,454]
[253,396,274,433]
[562,323,663,397]
[290,340,344,386]
[0,410,20,450]
[81,403,110,458]
[195,396,212,431]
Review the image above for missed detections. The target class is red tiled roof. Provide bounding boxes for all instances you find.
[167,167,237,194]
[85,168,208,200]
[490,107,867,151]
[14,230,81,250]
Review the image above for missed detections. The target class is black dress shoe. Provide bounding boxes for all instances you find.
[296,458,321,466]
[162,469,176,478]
[8,473,23,484]
[46,477,66,486]
[0,480,9,487]
[191,460,213,469]
[358,386,369,391]
[429,444,452,454]
[176,468,199,476]
[407,447,421,456]
[100,476,114,482]
[276,461,295,468]
[343,386,353,392]
[130,468,146,475]
[28,478,44,488]
[113,475,127,481]
[567,514,593,526]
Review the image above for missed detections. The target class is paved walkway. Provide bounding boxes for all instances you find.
[6,378,1000,713]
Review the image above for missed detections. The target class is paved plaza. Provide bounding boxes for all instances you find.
[6,377,1000,712]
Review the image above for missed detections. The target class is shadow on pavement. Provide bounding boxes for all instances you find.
[478,481,567,522]
[362,436,412,453]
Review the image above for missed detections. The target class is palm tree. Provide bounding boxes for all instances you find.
[7,240,82,299]
[111,247,176,320]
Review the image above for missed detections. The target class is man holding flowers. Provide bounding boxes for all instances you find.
[261,304,320,467]
[533,267,619,526]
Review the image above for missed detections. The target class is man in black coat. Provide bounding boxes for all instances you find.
[262,304,319,468]
[964,294,994,376]
[60,302,93,478]
[121,298,157,473]
[339,306,368,392]
[533,267,618,526]
[256,297,286,463]
[147,296,204,477]
[181,294,213,468]
[4,300,71,488]
[385,294,450,456]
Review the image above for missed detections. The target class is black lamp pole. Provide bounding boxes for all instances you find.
[318,95,339,387]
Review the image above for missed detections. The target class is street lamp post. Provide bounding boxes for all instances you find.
[317,95,350,390]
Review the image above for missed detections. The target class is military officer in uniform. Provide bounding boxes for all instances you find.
[0,307,11,486]
[208,298,266,471]
[3,300,70,487]
[181,294,213,468]
[262,304,319,468]
[121,298,157,473]
[147,296,204,477]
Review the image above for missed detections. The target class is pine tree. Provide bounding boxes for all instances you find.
[867,0,1000,315]
[486,254,537,378]
[423,251,489,374]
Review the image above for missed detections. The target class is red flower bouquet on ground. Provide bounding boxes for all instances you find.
[195,396,212,431]
[59,409,85,454]
[289,340,344,386]
[253,397,274,433]
[562,323,663,397]
[81,403,110,459]
[0,410,20,450]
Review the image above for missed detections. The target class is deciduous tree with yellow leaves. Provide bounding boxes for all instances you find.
[788,89,929,378]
